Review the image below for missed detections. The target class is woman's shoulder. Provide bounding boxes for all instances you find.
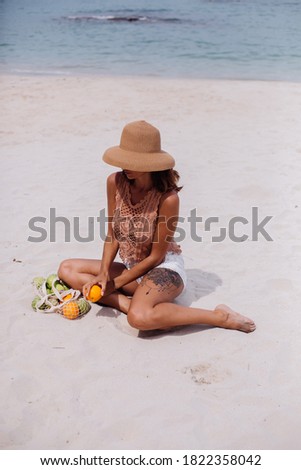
[160,189,179,202]
[158,189,179,212]
[106,171,124,188]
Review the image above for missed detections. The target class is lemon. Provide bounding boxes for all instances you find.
[31,295,41,311]
[32,277,45,289]
[31,295,49,311]
[46,274,57,289]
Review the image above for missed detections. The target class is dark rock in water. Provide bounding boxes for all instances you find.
[64,15,183,24]
[108,16,141,22]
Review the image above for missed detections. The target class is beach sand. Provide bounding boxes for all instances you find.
[0,74,301,450]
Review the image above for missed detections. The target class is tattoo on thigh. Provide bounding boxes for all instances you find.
[141,268,183,295]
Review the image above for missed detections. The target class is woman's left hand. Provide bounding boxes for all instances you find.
[101,280,115,297]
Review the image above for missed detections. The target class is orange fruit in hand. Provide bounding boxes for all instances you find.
[87,285,102,302]
[62,301,80,320]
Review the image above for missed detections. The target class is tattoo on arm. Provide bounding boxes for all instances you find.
[140,268,183,295]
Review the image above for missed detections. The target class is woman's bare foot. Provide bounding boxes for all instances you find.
[99,292,131,314]
[214,304,256,333]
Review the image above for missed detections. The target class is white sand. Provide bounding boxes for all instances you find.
[0,74,301,450]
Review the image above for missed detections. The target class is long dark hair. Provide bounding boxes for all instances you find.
[151,169,183,193]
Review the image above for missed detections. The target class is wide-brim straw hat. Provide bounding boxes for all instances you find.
[102,120,175,171]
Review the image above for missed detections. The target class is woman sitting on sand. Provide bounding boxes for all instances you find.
[58,120,255,333]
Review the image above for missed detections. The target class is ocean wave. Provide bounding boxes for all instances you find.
[64,15,182,24]
[9,67,72,76]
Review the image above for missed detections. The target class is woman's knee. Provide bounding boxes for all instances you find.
[57,258,74,280]
[127,306,158,331]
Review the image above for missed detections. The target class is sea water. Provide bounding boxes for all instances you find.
[0,0,300,80]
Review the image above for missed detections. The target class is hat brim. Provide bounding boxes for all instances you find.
[102,146,175,172]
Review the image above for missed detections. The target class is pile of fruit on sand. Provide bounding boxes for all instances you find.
[31,274,91,320]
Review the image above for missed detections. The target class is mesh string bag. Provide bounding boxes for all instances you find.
[31,275,91,320]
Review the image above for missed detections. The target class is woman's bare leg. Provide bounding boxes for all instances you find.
[57,258,136,314]
[128,268,256,333]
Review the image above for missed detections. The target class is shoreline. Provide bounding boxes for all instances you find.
[2,70,301,85]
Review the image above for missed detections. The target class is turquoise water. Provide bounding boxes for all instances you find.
[0,0,301,80]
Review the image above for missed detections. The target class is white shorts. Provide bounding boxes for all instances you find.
[126,252,187,289]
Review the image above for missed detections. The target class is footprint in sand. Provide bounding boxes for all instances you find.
[182,363,230,385]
